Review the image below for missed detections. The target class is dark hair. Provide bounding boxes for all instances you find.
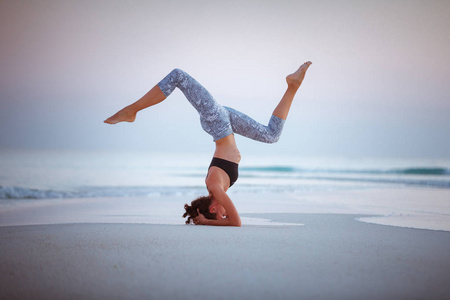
[183,195,217,225]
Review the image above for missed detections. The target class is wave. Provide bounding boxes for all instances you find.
[397,167,449,175]
[2,165,450,200]
[241,166,297,172]
[2,174,450,200]
[239,166,450,188]
[240,166,450,176]
[0,186,205,200]
[299,175,450,189]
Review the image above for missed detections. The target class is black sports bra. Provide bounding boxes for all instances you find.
[208,157,239,187]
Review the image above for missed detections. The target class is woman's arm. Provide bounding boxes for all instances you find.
[195,184,241,227]
[194,213,240,227]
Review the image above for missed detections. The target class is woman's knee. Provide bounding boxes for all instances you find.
[265,133,281,144]
[170,68,187,81]
[265,116,284,143]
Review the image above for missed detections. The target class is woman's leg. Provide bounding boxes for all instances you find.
[273,61,312,120]
[104,69,233,141]
[104,68,218,124]
[225,107,285,144]
[104,84,166,124]
[227,61,312,143]
[156,69,232,141]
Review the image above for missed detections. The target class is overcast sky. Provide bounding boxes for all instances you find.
[1,0,449,159]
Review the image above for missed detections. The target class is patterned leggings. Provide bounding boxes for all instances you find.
[157,69,285,143]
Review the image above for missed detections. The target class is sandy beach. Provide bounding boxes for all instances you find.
[1,187,450,299]
[1,214,450,299]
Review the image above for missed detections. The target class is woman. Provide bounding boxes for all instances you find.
[105,61,312,227]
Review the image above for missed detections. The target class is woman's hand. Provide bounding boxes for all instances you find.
[193,209,208,225]
[207,184,241,227]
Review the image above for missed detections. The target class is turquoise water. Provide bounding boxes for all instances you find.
[1,149,450,200]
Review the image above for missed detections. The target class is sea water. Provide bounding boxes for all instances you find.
[1,149,450,201]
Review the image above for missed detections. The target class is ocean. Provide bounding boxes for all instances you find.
[1,149,450,201]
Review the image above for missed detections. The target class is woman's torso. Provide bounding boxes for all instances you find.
[205,134,241,190]
[213,134,241,163]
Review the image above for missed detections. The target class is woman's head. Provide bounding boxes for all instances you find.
[183,195,216,224]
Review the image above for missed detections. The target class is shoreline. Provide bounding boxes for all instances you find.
[1,187,450,231]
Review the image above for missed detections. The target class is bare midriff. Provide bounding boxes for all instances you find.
[213,134,241,164]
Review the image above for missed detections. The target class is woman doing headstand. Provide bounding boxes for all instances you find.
[104,61,312,227]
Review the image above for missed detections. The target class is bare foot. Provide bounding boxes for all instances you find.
[104,107,136,124]
[286,61,312,88]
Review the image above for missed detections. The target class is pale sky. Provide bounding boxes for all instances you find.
[1,0,449,158]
